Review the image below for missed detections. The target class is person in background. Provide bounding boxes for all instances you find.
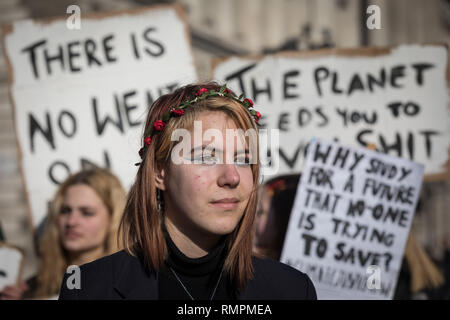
[254,174,301,261]
[0,168,126,299]
[394,232,445,299]
[254,174,447,300]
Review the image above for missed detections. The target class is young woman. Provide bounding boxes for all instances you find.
[59,82,316,300]
[0,168,126,299]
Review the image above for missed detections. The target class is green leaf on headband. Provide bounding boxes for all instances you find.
[238,93,244,100]
[162,113,171,121]
[249,109,256,116]
[219,84,227,93]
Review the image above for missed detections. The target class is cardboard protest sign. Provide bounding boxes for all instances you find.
[2,5,197,228]
[0,243,24,291]
[280,139,424,299]
[213,45,449,181]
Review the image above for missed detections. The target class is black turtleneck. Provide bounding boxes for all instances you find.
[158,225,236,300]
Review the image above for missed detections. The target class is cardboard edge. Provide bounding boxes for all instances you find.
[14,3,188,26]
[0,242,25,285]
[1,23,36,232]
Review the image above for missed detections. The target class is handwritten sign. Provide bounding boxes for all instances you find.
[0,244,24,291]
[2,5,197,227]
[213,45,449,180]
[280,139,424,299]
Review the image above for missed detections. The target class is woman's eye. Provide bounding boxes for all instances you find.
[60,206,71,215]
[191,155,250,165]
[81,210,95,217]
[201,156,220,165]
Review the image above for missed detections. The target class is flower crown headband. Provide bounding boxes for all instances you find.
[136,84,262,166]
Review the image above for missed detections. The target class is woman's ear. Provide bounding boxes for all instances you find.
[155,167,166,191]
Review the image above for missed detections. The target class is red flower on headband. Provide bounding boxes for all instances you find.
[255,111,261,122]
[196,88,209,96]
[153,120,165,131]
[171,108,185,116]
[144,137,152,146]
[243,98,254,108]
[224,88,231,94]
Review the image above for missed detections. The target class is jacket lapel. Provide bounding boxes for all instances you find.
[113,251,158,299]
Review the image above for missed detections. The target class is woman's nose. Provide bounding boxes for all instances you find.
[217,164,240,188]
[66,212,80,226]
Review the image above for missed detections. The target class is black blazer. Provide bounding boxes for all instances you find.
[59,250,317,300]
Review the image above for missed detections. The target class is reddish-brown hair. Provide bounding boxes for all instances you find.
[119,82,260,290]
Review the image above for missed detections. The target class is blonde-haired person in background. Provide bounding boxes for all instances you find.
[0,168,126,299]
[394,232,445,299]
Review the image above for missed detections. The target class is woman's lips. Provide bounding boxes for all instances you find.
[210,198,239,210]
[64,231,82,239]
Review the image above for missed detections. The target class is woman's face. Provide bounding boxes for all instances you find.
[58,184,110,254]
[161,111,254,238]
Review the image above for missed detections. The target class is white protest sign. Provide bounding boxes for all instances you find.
[2,5,197,227]
[280,139,424,299]
[213,45,449,180]
[0,244,24,291]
